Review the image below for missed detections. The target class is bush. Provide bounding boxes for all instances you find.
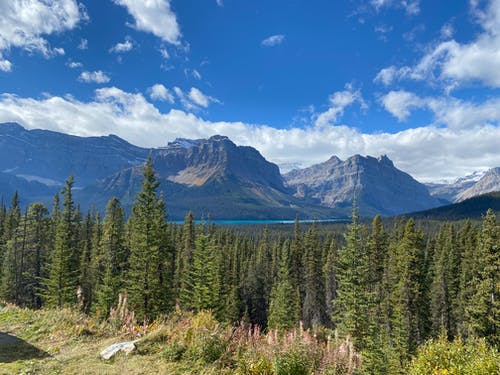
[274,343,319,375]
[409,334,499,375]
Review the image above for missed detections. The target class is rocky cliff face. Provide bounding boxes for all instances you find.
[455,167,500,202]
[84,136,333,219]
[284,154,441,216]
[0,122,148,187]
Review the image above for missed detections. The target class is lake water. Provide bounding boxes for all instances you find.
[172,218,349,225]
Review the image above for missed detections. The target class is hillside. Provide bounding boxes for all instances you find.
[408,191,500,220]
[284,154,440,216]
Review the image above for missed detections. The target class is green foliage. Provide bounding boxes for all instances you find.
[43,176,80,307]
[126,157,171,321]
[408,334,499,375]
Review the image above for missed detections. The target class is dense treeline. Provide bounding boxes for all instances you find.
[0,158,498,373]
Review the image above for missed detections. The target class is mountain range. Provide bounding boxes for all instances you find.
[1,122,499,219]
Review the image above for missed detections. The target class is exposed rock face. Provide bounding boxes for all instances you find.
[0,122,148,187]
[426,171,486,202]
[284,154,441,216]
[83,136,334,219]
[455,167,500,202]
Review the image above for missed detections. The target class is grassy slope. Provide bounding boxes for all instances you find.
[0,303,222,375]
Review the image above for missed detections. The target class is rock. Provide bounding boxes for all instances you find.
[284,154,441,216]
[100,340,138,360]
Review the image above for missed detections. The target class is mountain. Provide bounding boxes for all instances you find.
[455,167,500,202]
[0,122,148,187]
[408,191,500,221]
[426,170,486,202]
[79,136,338,219]
[284,154,441,216]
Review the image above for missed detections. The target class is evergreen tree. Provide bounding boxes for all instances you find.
[96,198,127,317]
[332,205,371,347]
[388,218,426,364]
[127,157,171,321]
[303,221,328,328]
[0,203,49,308]
[177,211,195,308]
[467,209,499,346]
[43,176,79,307]
[187,232,220,312]
[268,246,298,330]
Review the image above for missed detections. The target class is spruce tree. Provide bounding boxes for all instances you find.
[43,176,79,307]
[127,157,171,321]
[96,198,127,317]
[303,221,328,328]
[187,232,220,312]
[268,247,298,330]
[332,205,371,347]
[467,209,499,346]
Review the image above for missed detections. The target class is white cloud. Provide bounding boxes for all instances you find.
[315,84,366,126]
[381,90,424,121]
[160,48,169,59]
[440,23,454,39]
[261,34,285,47]
[113,0,181,45]
[67,61,83,69]
[216,0,223,7]
[0,88,499,182]
[188,88,210,107]
[0,0,87,66]
[0,58,12,72]
[370,0,420,15]
[149,84,174,103]
[78,38,88,50]
[78,71,110,84]
[53,47,65,56]
[377,0,500,88]
[192,69,202,80]
[109,38,133,53]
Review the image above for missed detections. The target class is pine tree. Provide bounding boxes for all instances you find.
[467,209,499,347]
[388,218,426,364]
[0,203,49,308]
[96,198,127,317]
[43,176,79,307]
[303,221,328,328]
[177,211,195,308]
[187,232,220,312]
[332,205,371,347]
[268,246,298,330]
[127,157,171,321]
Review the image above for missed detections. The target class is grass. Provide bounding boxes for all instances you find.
[0,302,361,374]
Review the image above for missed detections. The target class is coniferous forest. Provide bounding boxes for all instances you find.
[0,158,498,374]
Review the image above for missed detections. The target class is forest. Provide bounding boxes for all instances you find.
[0,157,498,374]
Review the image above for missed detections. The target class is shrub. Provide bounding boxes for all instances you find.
[409,334,499,375]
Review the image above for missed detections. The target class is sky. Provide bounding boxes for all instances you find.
[0,0,499,182]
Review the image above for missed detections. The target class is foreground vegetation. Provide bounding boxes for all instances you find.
[0,158,498,373]
[1,302,497,374]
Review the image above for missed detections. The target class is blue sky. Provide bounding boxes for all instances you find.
[0,0,499,182]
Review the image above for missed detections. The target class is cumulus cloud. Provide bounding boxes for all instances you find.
[113,0,181,45]
[1,87,497,181]
[149,84,174,103]
[381,90,424,121]
[173,87,219,109]
[0,0,87,69]
[315,84,366,126]
[261,34,285,47]
[78,71,110,84]
[376,0,500,89]
[109,38,133,53]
